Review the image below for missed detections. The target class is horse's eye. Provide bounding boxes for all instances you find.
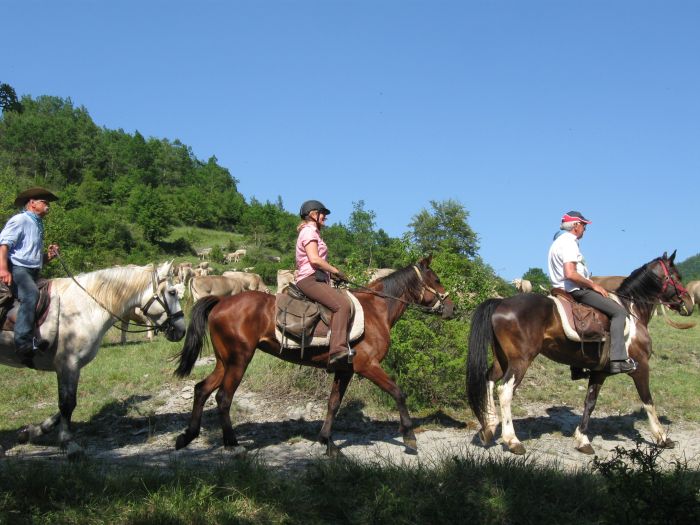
[168,290,176,296]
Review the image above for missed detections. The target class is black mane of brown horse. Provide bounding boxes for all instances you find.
[466,251,694,456]
[174,256,454,456]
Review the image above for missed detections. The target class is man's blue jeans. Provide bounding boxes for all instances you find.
[11,265,40,352]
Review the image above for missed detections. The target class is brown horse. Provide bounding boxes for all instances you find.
[467,251,694,455]
[174,256,454,455]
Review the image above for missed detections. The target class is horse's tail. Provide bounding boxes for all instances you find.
[467,298,501,424]
[175,295,220,377]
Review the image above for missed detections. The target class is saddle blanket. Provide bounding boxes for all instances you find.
[549,295,634,349]
[275,292,365,349]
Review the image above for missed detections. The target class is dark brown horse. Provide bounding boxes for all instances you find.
[467,251,694,455]
[175,256,454,455]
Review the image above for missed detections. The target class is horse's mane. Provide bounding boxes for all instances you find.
[617,258,663,311]
[376,264,420,300]
[54,265,154,313]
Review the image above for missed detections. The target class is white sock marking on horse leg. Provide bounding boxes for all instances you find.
[574,426,591,449]
[497,376,521,449]
[642,402,667,444]
[486,380,499,433]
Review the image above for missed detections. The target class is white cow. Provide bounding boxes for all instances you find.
[367,268,395,282]
[687,280,700,312]
[512,278,533,293]
[224,249,247,264]
[276,269,296,292]
[221,271,269,293]
[196,248,212,260]
[190,273,268,302]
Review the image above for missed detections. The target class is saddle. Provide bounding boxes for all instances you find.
[275,282,362,356]
[549,288,609,342]
[0,279,53,332]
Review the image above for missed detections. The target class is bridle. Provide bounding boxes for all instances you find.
[657,259,689,311]
[412,265,450,313]
[139,270,185,336]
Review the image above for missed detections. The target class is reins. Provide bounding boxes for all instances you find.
[56,254,176,334]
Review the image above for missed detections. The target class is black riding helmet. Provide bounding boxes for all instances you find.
[299,200,331,218]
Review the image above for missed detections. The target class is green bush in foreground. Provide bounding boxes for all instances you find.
[1,443,697,524]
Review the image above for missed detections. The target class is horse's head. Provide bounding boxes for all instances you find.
[414,256,455,319]
[652,251,694,316]
[138,262,187,341]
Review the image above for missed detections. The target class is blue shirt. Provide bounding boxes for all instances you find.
[0,212,44,269]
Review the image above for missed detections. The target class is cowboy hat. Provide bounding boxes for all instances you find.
[14,187,59,208]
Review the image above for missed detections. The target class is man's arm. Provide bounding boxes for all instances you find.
[563,261,609,297]
[0,245,11,285]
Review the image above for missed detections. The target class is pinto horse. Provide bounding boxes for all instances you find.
[467,251,694,455]
[174,256,454,455]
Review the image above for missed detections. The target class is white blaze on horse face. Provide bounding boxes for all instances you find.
[497,376,521,449]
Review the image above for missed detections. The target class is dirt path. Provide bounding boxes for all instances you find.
[5,358,700,472]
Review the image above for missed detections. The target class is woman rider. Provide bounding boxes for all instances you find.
[294,200,351,366]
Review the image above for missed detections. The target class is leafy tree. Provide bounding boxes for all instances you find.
[522,267,550,294]
[127,185,172,242]
[0,83,22,113]
[406,199,479,257]
[677,253,700,282]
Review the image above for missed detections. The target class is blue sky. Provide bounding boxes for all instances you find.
[3,1,699,280]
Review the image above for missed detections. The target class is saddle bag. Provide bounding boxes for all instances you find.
[571,303,609,341]
[275,294,321,342]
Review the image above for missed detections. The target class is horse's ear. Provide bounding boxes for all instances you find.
[669,250,677,263]
[662,251,668,260]
[423,254,433,267]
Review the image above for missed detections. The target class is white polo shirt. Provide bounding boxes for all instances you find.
[547,231,590,292]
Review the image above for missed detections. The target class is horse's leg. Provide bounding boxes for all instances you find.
[175,361,225,450]
[120,320,128,344]
[318,369,354,457]
[497,365,528,455]
[358,362,417,454]
[480,363,504,445]
[215,355,255,448]
[573,373,606,454]
[17,413,61,443]
[631,361,674,448]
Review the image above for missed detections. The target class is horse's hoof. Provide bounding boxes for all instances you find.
[175,434,191,450]
[509,442,526,455]
[223,433,239,448]
[326,443,344,458]
[479,429,495,446]
[17,427,31,444]
[576,444,595,455]
[227,445,247,457]
[65,442,85,461]
[660,438,675,449]
[403,436,418,455]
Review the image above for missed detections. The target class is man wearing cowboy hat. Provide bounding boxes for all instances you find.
[548,211,637,375]
[0,187,60,365]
